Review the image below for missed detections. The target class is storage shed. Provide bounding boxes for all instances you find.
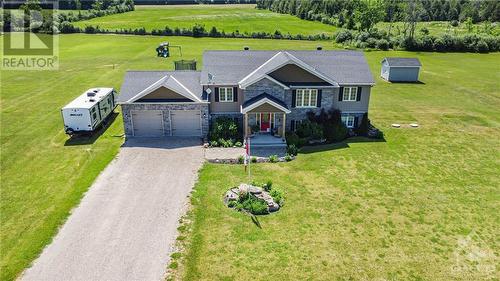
[381,57,421,82]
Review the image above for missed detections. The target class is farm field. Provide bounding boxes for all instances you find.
[376,21,500,36]
[0,34,340,281]
[180,52,500,279]
[73,4,338,36]
[1,34,499,281]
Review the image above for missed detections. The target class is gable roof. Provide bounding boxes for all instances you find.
[201,50,375,86]
[239,51,337,88]
[241,93,290,114]
[118,71,204,103]
[383,57,422,67]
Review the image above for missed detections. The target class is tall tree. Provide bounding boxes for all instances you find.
[403,0,424,40]
[354,0,385,31]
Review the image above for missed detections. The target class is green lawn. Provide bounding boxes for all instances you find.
[0,34,341,281]
[1,34,499,281]
[376,21,500,36]
[180,52,500,280]
[73,4,338,36]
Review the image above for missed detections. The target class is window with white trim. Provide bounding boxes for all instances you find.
[341,116,355,128]
[219,87,234,102]
[295,89,318,107]
[343,87,358,101]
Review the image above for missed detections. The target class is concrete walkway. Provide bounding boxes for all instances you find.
[20,138,204,281]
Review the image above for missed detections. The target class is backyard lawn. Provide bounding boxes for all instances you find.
[0,34,338,281]
[180,52,500,280]
[73,4,338,36]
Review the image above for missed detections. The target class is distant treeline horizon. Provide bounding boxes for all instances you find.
[2,0,256,9]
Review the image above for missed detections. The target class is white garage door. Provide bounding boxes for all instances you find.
[132,111,164,136]
[171,110,201,136]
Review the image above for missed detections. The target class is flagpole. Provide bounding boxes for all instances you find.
[248,137,251,180]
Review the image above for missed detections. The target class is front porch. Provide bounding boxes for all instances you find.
[241,93,291,143]
[243,112,287,140]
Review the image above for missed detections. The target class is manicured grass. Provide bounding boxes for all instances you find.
[73,4,338,36]
[0,34,340,281]
[182,52,500,280]
[376,21,500,36]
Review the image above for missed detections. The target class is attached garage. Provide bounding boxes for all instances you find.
[118,71,209,138]
[131,110,163,136]
[170,110,202,136]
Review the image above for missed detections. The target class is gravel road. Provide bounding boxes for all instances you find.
[20,138,203,281]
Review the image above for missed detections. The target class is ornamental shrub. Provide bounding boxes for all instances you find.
[269,155,279,163]
[210,117,240,142]
[296,120,323,140]
[286,144,298,156]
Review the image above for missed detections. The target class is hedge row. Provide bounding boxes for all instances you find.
[60,23,333,41]
[335,29,500,53]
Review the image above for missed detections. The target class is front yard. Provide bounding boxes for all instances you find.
[179,52,500,280]
[1,33,498,281]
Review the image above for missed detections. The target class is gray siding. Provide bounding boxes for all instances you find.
[333,86,371,113]
[381,61,389,80]
[206,85,242,113]
[121,103,209,137]
[388,67,420,82]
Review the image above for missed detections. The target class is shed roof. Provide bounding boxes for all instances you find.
[118,71,203,103]
[383,57,422,67]
[201,50,375,85]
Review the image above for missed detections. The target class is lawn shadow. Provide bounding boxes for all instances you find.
[251,214,262,229]
[389,80,425,85]
[64,112,119,146]
[300,136,386,154]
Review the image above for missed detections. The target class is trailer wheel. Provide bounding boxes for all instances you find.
[66,128,75,135]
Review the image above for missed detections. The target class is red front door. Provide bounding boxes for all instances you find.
[260,113,271,131]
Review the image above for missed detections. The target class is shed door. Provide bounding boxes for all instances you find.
[171,110,201,136]
[132,111,163,136]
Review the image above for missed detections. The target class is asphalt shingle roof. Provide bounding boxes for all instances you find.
[117,71,202,103]
[200,50,375,85]
[383,57,422,67]
[242,93,289,110]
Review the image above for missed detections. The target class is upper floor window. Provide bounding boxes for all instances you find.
[296,89,317,107]
[343,87,358,101]
[219,87,234,102]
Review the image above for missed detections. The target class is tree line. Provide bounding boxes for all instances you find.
[256,0,499,29]
[1,0,134,33]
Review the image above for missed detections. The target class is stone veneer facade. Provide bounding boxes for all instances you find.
[121,103,209,137]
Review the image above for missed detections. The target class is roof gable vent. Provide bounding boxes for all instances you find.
[243,46,249,50]
[317,46,323,50]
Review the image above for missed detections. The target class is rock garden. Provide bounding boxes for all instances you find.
[223,181,284,215]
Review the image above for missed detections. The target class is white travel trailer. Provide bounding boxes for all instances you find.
[61,88,117,135]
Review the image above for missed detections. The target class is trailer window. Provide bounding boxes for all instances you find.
[93,112,97,120]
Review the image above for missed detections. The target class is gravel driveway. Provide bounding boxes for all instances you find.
[20,138,203,281]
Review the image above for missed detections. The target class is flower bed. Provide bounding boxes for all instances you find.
[223,182,284,215]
